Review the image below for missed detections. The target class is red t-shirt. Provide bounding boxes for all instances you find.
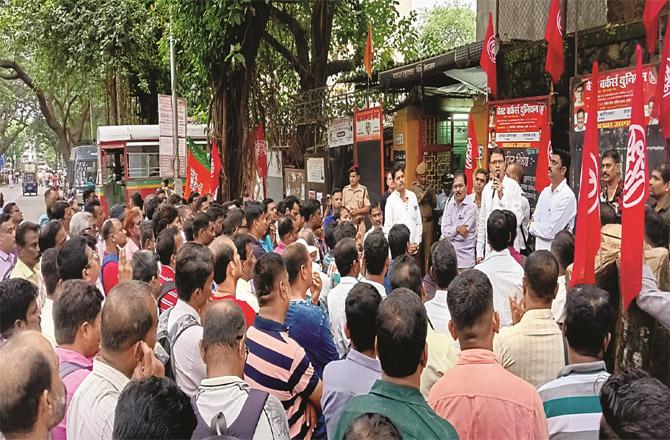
[211,295,256,328]
[158,265,178,312]
[101,252,119,296]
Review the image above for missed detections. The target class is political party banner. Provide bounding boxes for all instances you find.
[184,138,210,199]
[569,64,666,193]
[488,96,552,207]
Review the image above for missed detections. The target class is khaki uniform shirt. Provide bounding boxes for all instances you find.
[410,181,436,220]
[342,184,370,213]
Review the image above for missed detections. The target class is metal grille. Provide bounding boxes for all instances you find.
[423,150,452,189]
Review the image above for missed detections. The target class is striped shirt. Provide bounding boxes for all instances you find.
[244,315,320,439]
[158,264,178,312]
[538,361,610,439]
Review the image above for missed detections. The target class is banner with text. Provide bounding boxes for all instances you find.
[488,97,551,207]
[569,65,666,193]
[158,94,187,178]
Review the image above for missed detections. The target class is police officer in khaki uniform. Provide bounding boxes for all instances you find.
[410,162,436,273]
[342,165,370,246]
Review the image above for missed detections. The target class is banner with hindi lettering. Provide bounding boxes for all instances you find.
[488,96,552,208]
[569,64,666,195]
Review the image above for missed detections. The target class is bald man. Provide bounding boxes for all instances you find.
[67,281,162,440]
[0,331,67,440]
[505,162,530,253]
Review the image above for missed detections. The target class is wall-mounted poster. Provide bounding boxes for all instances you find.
[488,96,551,207]
[569,65,666,193]
[355,107,382,142]
[284,168,306,200]
[306,157,325,184]
[328,117,354,148]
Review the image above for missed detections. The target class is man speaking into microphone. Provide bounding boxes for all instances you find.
[475,147,525,262]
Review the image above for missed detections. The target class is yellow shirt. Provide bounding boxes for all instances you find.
[10,259,39,285]
[420,324,459,399]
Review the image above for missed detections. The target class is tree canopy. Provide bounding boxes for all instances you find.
[414,4,476,57]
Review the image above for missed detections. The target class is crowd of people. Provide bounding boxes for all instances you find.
[1,150,670,440]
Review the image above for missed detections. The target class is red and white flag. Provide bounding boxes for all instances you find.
[621,45,649,309]
[643,0,665,55]
[535,107,552,192]
[210,140,222,197]
[465,112,479,193]
[653,13,670,138]
[544,0,564,83]
[571,62,602,287]
[480,12,497,98]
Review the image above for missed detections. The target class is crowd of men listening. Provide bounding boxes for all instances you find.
[1,149,670,439]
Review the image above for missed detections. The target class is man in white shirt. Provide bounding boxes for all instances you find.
[505,163,531,252]
[424,240,459,334]
[165,242,214,397]
[327,238,361,357]
[361,230,388,298]
[474,210,524,327]
[384,164,422,254]
[530,150,577,251]
[549,230,574,325]
[476,147,525,261]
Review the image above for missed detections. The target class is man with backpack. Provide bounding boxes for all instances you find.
[160,242,214,397]
[156,226,183,313]
[193,300,290,440]
[51,280,105,440]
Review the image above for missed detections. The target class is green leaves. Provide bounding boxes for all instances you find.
[414,5,476,58]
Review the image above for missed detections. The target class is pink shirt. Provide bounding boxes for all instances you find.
[428,348,548,440]
[52,347,94,440]
[124,238,140,264]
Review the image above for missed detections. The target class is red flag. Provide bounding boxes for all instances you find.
[535,107,552,192]
[621,45,649,309]
[643,0,665,54]
[571,62,602,287]
[210,141,222,197]
[544,0,564,83]
[184,139,211,200]
[465,112,478,193]
[253,124,268,178]
[480,12,497,98]
[364,23,373,79]
[653,13,670,138]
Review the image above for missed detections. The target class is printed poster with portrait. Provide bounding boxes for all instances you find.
[487,96,551,207]
[569,65,666,193]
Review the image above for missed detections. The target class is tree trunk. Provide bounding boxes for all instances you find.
[210,1,270,201]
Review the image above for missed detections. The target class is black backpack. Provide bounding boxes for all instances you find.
[156,307,198,380]
[190,390,269,440]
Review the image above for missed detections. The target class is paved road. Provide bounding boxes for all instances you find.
[1,183,46,223]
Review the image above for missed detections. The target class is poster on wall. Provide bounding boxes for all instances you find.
[306,157,325,184]
[488,96,551,207]
[354,107,382,141]
[328,117,354,148]
[569,64,666,192]
[284,168,306,200]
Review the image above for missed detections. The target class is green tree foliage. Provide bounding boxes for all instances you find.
[414,5,476,57]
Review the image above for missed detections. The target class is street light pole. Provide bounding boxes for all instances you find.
[170,24,182,196]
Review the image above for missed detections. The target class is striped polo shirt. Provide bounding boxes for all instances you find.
[538,360,610,439]
[244,315,320,439]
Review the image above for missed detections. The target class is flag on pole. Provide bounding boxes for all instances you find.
[210,140,222,197]
[535,108,552,192]
[544,0,564,83]
[643,0,665,54]
[571,62,602,287]
[480,12,497,98]
[465,112,479,193]
[653,13,670,138]
[621,45,649,309]
[184,138,211,200]
[364,23,373,79]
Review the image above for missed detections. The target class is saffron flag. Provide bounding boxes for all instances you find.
[621,45,649,309]
[210,141,222,197]
[653,13,670,138]
[364,23,373,79]
[643,0,665,55]
[544,0,564,83]
[571,62,602,287]
[535,110,552,192]
[184,138,211,200]
[253,124,268,178]
[465,112,479,193]
[480,12,497,97]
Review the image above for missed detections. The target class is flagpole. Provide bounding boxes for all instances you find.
[367,76,370,109]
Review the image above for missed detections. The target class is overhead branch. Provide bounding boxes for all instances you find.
[263,32,307,77]
[326,59,355,77]
[268,5,310,69]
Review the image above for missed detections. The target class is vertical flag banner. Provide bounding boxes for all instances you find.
[465,112,478,193]
[535,115,552,192]
[480,12,497,97]
[544,0,564,83]
[572,62,602,287]
[653,13,670,138]
[210,141,222,197]
[364,23,373,79]
[621,45,649,309]
[253,124,268,178]
[643,0,665,55]
[184,138,211,200]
